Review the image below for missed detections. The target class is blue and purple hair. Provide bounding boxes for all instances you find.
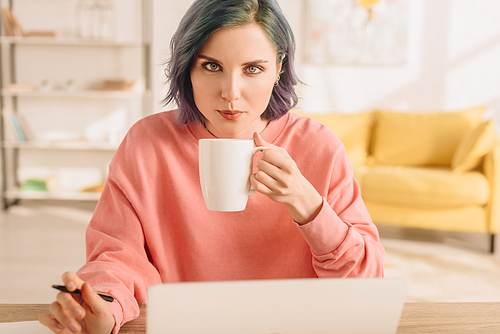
[163,0,300,125]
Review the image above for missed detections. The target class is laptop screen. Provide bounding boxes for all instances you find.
[147,278,407,334]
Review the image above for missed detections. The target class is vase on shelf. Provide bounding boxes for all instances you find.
[76,0,116,40]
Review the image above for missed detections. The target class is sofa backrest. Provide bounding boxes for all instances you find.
[370,106,486,167]
[294,106,487,168]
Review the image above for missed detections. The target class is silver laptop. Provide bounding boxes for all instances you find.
[147,278,408,334]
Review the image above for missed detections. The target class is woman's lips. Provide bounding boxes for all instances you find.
[218,110,244,120]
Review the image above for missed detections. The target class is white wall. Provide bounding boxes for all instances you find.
[151,0,193,113]
[151,0,500,115]
[299,0,500,114]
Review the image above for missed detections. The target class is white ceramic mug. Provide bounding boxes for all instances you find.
[199,139,267,212]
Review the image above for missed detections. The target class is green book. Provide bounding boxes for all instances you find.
[21,178,50,192]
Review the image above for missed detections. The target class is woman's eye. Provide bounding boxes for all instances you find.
[247,66,262,74]
[203,62,221,71]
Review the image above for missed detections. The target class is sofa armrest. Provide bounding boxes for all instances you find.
[483,142,500,234]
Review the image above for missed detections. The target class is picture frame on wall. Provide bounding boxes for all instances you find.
[303,0,409,66]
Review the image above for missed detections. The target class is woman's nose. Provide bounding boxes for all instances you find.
[221,74,241,102]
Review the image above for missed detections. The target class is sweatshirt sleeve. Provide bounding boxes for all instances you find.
[76,175,162,334]
[295,137,385,278]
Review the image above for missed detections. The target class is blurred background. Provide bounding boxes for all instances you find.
[0,0,499,304]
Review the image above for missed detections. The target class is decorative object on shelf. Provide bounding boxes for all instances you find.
[76,0,98,39]
[97,0,115,40]
[39,79,51,92]
[80,181,106,193]
[303,0,408,65]
[25,30,62,37]
[7,83,37,92]
[93,79,136,91]
[76,0,116,40]
[64,79,77,91]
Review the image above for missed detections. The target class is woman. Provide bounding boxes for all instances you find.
[40,0,385,333]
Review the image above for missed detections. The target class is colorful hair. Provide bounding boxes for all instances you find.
[163,0,300,125]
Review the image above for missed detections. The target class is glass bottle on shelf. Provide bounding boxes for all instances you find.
[76,0,99,39]
[96,0,116,40]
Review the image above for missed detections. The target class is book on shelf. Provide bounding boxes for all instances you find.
[3,109,25,142]
[1,7,25,37]
[21,178,55,192]
[2,109,33,142]
[2,8,59,38]
[2,8,14,36]
[2,112,17,142]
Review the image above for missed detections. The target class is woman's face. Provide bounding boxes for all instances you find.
[190,23,281,139]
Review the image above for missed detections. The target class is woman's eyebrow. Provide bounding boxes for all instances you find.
[197,54,220,63]
[197,54,269,66]
[242,59,269,66]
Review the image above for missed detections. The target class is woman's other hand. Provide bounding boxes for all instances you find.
[251,132,323,225]
[38,271,115,334]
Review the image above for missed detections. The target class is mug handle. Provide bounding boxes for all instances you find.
[248,146,268,196]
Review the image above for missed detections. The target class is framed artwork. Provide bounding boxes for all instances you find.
[303,0,409,65]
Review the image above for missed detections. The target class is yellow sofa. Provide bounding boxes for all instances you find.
[296,106,499,252]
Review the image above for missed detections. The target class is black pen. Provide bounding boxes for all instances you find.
[52,284,115,302]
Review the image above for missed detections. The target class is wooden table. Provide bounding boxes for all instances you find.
[1,302,499,333]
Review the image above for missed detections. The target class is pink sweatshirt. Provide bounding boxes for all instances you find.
[77,110,385,332]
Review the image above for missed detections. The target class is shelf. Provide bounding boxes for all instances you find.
[0,36,144,47]
[2,141,118,151]
[0,0,151,209]
[4,189,101,201]
[2,89,144,99]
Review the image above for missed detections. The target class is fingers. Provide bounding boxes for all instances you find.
[40,271,86,333]
[56,288,85,320]
[48,300,82,333]
[38,313,66,333]
[40,271,115,334]
[256,148,296,184]
[62,271,85,292]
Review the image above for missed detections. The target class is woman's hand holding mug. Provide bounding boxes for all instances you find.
[251,132,323,225]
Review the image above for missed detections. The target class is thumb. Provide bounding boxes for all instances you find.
[253,132,269,147]
[253,131,291,159]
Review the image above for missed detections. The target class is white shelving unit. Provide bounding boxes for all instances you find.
[0,0,152,209]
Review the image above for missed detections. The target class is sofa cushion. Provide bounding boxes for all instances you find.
[365,201,487,233]
[370,106,486,167]
[451,120,496,173]
[359,166,490,207]
[293,111,373,166]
